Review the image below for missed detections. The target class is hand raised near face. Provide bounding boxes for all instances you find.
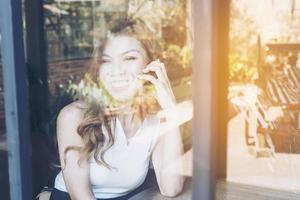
[137,59,176,110]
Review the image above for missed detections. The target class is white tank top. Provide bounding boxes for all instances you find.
[54,115,160,199]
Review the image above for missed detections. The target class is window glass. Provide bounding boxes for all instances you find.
[42,0,193,199]
[227,0,300,198]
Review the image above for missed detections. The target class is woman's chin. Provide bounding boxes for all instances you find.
[108,86,139,104]
[111,93,136,103]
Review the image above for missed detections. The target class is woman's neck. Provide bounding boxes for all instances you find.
[117,107,142,138]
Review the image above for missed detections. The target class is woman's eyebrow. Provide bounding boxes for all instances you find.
[121,49,141,55]
[102,49,142,57]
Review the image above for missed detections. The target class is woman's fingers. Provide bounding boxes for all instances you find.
[143,60,164,72]
[138,61,176,109]
[137,74,159,85]
[143,66,165,82]
[143,60,168,83]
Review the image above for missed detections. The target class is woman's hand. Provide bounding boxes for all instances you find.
[137,59,176,110]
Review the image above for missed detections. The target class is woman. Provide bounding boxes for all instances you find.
[50,18,184,200]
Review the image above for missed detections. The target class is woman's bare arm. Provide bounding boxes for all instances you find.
[56,102,95,200]
[151,121,185,197]
[139,59,185,197]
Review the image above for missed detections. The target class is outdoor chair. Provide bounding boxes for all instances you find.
[230,64,300,157]
[258,64,300,153]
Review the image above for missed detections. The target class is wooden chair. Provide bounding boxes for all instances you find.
[258,65,300,154]
[230,65,300,156]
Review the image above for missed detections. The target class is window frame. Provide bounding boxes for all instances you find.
[0,0,33,199]
[0,0,230,199]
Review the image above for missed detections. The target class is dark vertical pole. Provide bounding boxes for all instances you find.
[25,0,50,135]
[192,0,215,199]
[0,0,33,199]
[192,0,229,199]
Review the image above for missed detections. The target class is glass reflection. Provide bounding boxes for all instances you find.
[42,0,193,199]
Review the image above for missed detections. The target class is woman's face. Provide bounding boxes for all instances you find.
[99,35,148,102]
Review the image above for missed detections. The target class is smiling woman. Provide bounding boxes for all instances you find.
[99,36,148,102]
[49,16,185,200]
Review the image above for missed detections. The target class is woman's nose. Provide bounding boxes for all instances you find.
[111,60,125,75]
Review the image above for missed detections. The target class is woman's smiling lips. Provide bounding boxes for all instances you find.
[110,80,129,91]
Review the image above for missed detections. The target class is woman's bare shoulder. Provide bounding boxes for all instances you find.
[56,101,88,156]
[57,100,88,123]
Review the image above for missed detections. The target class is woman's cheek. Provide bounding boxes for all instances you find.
[99,71,110,89]
[130,61,145,74]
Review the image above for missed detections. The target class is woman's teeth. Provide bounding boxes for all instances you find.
[111,80,128,88]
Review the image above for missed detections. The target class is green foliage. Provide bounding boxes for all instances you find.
[159,0,192,72]
[229,53,258,82]
[229,0,260,83]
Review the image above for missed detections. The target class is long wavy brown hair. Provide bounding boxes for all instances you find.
[63,17,161,169]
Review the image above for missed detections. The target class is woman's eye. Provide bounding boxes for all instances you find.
[101,59,111,63]
[124,56,137,61]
